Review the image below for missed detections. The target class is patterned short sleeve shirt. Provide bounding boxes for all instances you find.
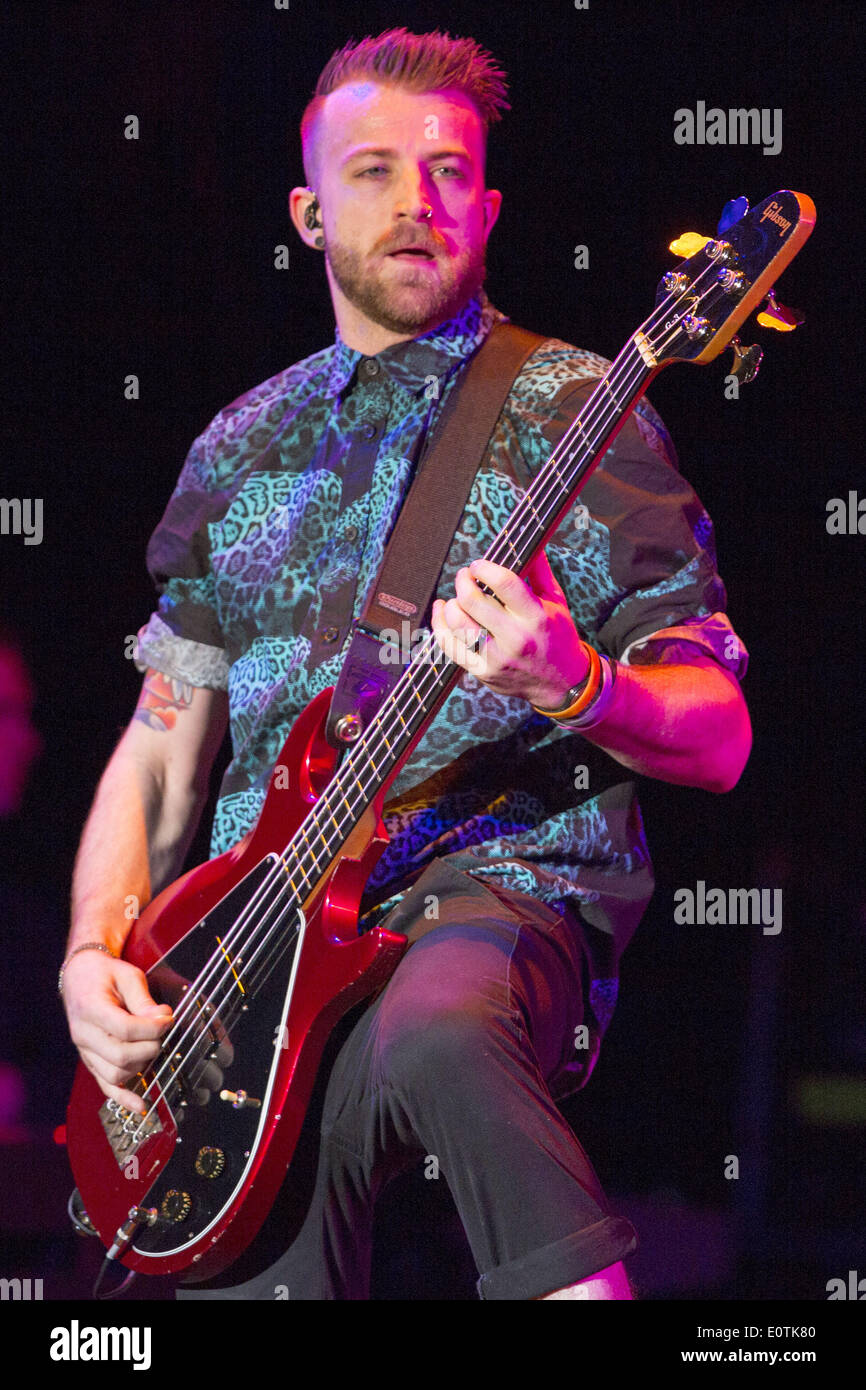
[137,288,747,1045]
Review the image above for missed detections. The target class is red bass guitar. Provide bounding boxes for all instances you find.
[66,190,815,1281]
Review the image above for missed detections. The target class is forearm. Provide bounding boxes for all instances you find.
[68,740,204,956]
[580,659,752,792]
[433,559,751,794]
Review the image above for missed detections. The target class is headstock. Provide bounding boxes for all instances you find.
[650,190,815,370]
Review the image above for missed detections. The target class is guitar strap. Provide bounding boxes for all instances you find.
[325,320,545,750]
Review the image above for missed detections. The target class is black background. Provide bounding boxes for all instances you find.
[0,0,863,1305]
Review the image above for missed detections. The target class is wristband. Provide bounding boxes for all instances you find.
[58,941,118,997]
[556,654,619,730]
[531,642,601,720]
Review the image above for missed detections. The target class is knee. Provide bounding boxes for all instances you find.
[377,997,519,1098]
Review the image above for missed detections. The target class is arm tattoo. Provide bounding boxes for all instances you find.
[133,669,195,733]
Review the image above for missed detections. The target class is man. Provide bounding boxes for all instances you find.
[61,27,751,1300]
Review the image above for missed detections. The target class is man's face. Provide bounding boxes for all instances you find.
[304,82,501,337]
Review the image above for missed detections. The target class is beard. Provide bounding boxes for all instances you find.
[324,227,488,335]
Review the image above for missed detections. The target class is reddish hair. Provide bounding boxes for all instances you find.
[300,26,510,184]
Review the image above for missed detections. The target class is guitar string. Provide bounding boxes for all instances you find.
[129,263,729,1135]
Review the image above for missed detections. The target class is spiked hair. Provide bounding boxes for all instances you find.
[300,26,510,185]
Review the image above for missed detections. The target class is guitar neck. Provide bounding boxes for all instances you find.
[483,338,654,574]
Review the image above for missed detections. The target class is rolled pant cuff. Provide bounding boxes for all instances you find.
[476,1216,638,1301]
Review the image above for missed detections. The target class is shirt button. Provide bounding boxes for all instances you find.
[360,423,378,439]
[360,357,380,377]
[321,626,340,644]
[344,524,359,543]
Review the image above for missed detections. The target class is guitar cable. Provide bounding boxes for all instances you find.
[92,1258,138,1300]
[68,1187,140,1298]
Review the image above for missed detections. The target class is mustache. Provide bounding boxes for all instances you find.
[380,229,442,255]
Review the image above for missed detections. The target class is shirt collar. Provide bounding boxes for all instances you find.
[326,289,509,399]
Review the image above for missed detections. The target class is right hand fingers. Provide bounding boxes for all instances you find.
[114,960,174,1024]
[64,953,173,1041]
[63,954,174,1112]
[72,1015,167,1078]
[77,1044,155,1116]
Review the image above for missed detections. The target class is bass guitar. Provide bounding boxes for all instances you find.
[66,189,815,1281]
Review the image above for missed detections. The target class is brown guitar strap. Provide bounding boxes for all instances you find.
[325,320,545,750]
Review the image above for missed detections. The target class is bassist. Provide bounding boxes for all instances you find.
[61,27,751,1301]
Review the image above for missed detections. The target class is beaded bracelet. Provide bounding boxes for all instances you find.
[58,941,118,997]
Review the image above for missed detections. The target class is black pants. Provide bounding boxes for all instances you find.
[177,860,637,1301]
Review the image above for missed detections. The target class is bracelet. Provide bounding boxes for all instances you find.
[58,942,118,997]
[556,654,619,731]
[531,642,601,720]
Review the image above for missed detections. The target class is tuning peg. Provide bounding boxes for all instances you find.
[668,231,712,258]
[756,289,804,332]
[729,336,763,385]
[717,195,749,235]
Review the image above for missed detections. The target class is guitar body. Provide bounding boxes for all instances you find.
[66,688,408,1280]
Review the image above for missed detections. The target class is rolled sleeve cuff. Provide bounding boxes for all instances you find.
[135,612,230,691]
[476,1216,638,1300]
[619,610,748,681]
